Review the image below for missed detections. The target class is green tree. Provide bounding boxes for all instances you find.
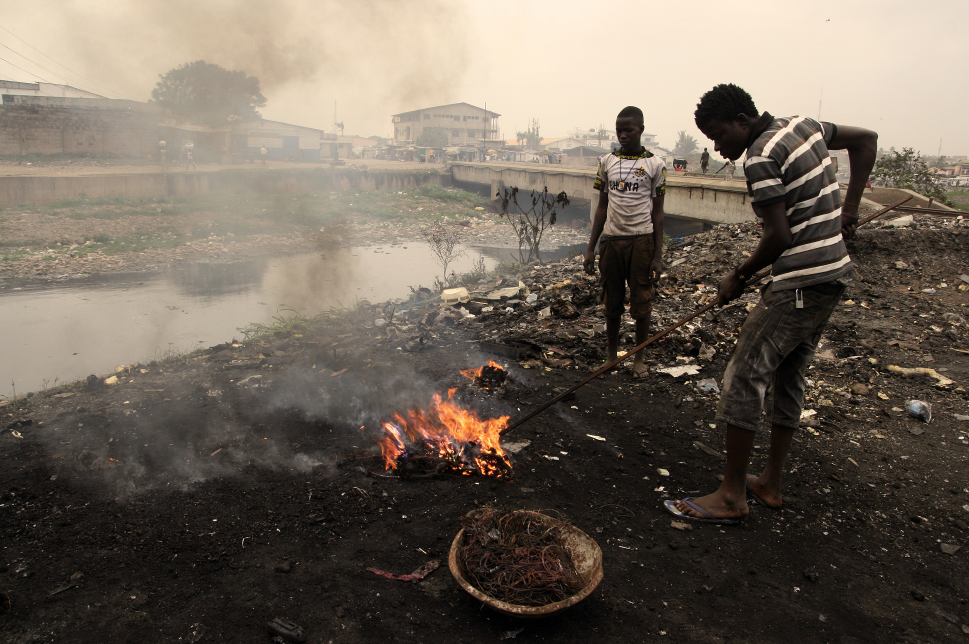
[872,147,951,205]
[515,119,541,150]
[673,130,698,156]
[150,60,266,126]
[416,127,448,147]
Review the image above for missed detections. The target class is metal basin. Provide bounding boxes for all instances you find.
[448,510,603,617]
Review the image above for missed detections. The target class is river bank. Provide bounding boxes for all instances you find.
[0,185,589,281]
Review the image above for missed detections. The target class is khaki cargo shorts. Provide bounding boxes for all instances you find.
[598,234,655,320]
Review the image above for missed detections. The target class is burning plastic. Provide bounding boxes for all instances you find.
[375,388,512,477]
[460,360,508,390]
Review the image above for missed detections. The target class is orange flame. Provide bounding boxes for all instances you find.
[460,360,504,381]
[374,388,511,477]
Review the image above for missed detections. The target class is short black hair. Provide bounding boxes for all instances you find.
[694,84,758,131]
[617,106,644,125]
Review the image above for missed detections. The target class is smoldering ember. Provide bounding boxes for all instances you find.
[1,151,968,644]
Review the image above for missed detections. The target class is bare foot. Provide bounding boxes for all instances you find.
[631,362,649,379]
[746,475,783,509]
[672,492,748,521]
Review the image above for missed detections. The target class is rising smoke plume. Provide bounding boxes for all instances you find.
[18,0,471,135]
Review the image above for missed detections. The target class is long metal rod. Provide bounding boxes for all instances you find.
[500,197,913,437]
[499,270,770,436]
[856,196,912,226]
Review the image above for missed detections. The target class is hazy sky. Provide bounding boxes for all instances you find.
[2,0,967,156]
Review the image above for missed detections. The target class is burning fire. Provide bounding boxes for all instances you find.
[460,360,503,380]
[375,388,511,477]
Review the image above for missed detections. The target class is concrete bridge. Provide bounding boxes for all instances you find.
[449,161,755,225]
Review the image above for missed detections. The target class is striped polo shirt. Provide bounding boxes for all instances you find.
[744,113,852,290]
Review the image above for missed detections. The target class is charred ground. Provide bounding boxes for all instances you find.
[2,215,969,643]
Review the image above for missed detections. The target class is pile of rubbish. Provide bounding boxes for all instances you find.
[346,213,969,440]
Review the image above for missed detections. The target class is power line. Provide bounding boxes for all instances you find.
[0,24,138,100]
[0,41,106,97]
[0,55,52,84]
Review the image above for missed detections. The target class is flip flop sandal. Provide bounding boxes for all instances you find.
[664,498,744,525]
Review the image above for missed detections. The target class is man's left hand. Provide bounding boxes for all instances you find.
[716,270,746,306]
[648,259,663,284]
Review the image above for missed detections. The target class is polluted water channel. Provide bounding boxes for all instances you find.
[0,216,708,397]
[0,242,555,396]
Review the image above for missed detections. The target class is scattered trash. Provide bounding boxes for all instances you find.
[849,383,870,396]
[921,288,937,294]
[587,434,606,441]
[696,378,720,394]
[888,365,954,387]
[267,617,306,643]
[693,441,723,459]
[526,293,538,304]
[440,287,470,305]
[670,521,692,531]
[538,306,552,319]
[366,559,440,582]
[485,283,525,300]
[501,441,531,454]
[940,543,961,556]
[658,365,701,378]
[500,629,525,640]
[887,215,914,227]
[657,468,669,477]
[103,376,119,386]
[906,400,932,423]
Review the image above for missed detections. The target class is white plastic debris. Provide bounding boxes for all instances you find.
[658,365,701,378]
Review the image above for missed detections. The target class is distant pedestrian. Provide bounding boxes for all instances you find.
[159,140,167,167]
[700,147,710,173]
[185,140,196,170]
[260,146,268,165]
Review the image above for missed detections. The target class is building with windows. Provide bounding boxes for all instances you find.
[392,102,499,147]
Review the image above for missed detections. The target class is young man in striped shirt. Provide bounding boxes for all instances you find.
[666,83,877,524]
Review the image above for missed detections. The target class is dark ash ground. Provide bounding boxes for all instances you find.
[2,221,969,644]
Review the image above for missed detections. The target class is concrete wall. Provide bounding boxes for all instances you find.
[450,162,755,225]
[0,99,164,157]
[0,168,449,208]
